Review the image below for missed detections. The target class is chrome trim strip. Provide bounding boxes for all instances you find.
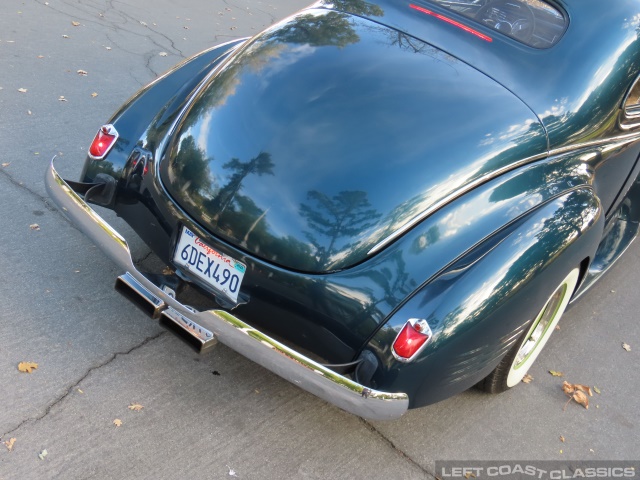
[45,158,408,420]
[369,130,640,255]
[367,152,548,254]
[547,131,640,155]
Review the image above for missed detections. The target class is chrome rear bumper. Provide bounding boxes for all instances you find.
[45,159,409,420]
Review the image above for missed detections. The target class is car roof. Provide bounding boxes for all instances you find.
[325,0,640,149]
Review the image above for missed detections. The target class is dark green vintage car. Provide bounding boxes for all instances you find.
[46,0,640,419]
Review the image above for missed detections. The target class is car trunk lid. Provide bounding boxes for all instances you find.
[160,8,547,273]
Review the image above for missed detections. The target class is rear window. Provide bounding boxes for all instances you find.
[427,0,567,48]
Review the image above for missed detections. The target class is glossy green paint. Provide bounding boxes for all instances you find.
[159,8,546,273]
[75,0,640,407]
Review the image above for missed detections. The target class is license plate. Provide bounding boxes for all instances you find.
[173,227,246,303]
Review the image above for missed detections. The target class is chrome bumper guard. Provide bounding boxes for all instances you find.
[45,159,409,420]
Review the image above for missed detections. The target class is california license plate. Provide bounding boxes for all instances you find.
[173,227,246,303]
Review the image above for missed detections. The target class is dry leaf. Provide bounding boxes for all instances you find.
[72,21,80,26]
[105,46,111,50]
[464,473,476,479]
[128,403,144,411]
[18,88,28,93]
[159,52,168,56]
[549,370,564,377]
[162,266,174,275]
[227,466,238,477]
[559,435,565,443]
[91,92,98,97]
[562,381,591,410]
[77,69,88,76]
[18,361,38,373]
[594,386,601,394]
[62,34,70,38]
[37,55,44,58]
[622,343,631,352]
[561,381,592,396]
[4,438,16,452]
[113,419,122,427]
[77,389,84,394]
[522,374,533,384]
[30,224,40,231]
[2,163,10,168]
[38,449,48,460]
[59,96,67,102]
[573,390,589,409]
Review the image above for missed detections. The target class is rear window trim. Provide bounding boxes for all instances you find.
[421,0,569,49]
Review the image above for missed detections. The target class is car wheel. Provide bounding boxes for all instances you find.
[478,268,580,393]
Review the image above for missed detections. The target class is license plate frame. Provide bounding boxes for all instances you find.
[173,227,246,303]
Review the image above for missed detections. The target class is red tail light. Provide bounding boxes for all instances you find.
[392,318,432,362]
[88,124,119,160]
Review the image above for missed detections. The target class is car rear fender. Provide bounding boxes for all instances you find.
[365,184,603,408]
[80,39,247,185]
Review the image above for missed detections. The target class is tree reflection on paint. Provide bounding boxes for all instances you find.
[301,190,381,268]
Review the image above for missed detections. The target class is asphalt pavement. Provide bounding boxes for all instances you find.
[0,0,638,478]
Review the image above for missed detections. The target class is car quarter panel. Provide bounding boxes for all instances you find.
[81,39,247,185]
[366,184,603,407]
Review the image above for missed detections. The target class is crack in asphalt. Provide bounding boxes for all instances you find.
[359,418,435,479]
[35,0,186,81]
[0,331,167,441]
[0,168,57,213]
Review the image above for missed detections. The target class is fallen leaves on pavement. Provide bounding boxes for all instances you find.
[562,381,592,410]
[622,343,631,352]
[71,21,80,26]
[38,449,48,460]
[113,419,122,427]
[522,374,533,384]
[18,88,27,93]
[18,361,38,373]
[77,69,88,76]
[128,403,144,411]
[549,370,564,377]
